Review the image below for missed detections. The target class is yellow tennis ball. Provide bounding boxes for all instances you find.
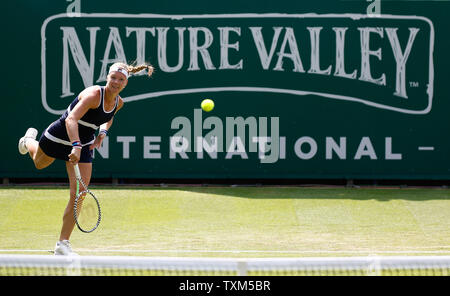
[201,99,214,112]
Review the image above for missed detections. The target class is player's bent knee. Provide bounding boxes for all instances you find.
[33,152,55,170]
[35,163,47,170]
[33,158,53,170]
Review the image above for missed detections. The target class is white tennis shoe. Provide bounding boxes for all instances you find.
[54,240,78,256]
[18,128,38,155]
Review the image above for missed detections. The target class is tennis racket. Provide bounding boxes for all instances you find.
[73,164,101,233]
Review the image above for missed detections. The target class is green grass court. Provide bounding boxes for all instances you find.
[0,186,449,258]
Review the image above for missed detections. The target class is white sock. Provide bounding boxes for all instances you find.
[23,138,31,150]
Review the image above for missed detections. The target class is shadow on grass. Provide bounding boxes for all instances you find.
[173,186,450,201]
[2,184,449,201]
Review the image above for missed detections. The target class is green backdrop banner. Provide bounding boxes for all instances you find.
[3,0,450,179]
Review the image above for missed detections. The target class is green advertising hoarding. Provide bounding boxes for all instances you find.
[3,1,450,180]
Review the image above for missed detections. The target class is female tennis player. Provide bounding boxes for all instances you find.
[18,62,154,255]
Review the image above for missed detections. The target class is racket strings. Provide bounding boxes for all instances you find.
[74,191,87,219]
[74,190,101,233]
[73,164,101,233]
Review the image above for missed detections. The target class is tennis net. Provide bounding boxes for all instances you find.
[0,255,449,276]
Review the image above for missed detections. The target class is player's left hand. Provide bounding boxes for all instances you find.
[89,134,106,150]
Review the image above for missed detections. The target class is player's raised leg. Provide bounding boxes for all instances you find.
[18,128,55,169]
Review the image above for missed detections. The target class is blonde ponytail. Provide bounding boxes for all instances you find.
[127,64,154,77]
[109,62,154,78]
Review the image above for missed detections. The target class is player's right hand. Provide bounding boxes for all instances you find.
[68,147,81,164]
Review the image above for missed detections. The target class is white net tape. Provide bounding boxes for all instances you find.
[1,255,449,276]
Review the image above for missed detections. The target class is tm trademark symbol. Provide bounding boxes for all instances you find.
[409,81,419,87]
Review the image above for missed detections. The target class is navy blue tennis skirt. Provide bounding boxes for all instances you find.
[39,134,94,163]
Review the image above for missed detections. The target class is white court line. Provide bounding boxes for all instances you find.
[1,249,449,254]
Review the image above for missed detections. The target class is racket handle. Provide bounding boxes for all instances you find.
[74,164,81,179]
